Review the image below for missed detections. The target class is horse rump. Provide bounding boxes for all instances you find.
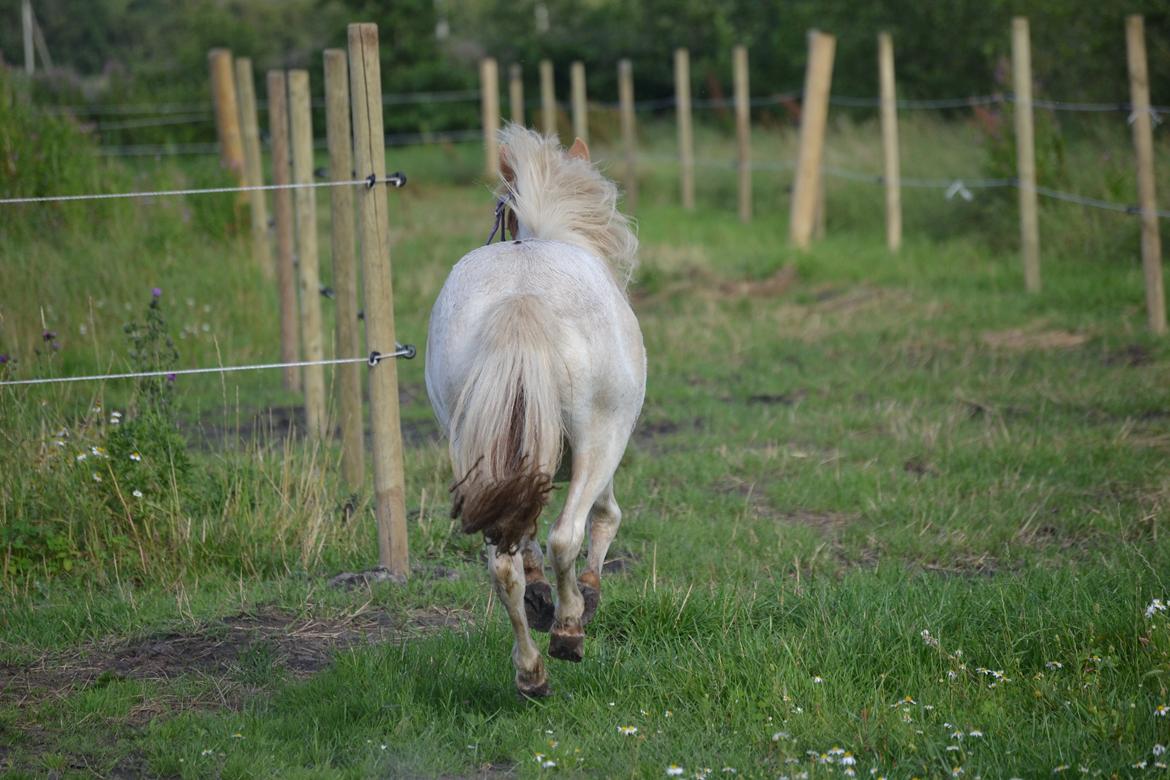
[447,295,563,555]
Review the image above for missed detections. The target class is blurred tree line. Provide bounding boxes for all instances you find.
[0,0,1166,138]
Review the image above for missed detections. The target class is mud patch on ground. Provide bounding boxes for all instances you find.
[632,416,704,454]
[185,400,441,452]
[0,606,469,711]
[1104,343,1154,367]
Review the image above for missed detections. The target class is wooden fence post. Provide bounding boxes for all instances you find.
[509,63,525,126]
[789,30,835,249]
[1126,14,1167,334]
[733,44,751,223]
[618,58,638,212]
[324,49,365,489]
[208,49,245,179]
[234,57,273,277]
[878,32,902,252]
[348,22,410,577]
[675,48,695,211]
[480,58,500,178]
[540,59,557,138]
[1012,17,1041,293]
[571,60,588,143]
[289,70,327,440]
[266,70,301,392]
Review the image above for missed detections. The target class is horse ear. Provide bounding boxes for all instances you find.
[567,137,590,162]
[500,145,516,184]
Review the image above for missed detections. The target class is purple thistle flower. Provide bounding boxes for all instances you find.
[0,354,9,364]
[166,372,177,383]
[42,330,56,341]
[151,287,162,299]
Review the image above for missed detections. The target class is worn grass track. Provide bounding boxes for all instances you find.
[2,119,1170,777]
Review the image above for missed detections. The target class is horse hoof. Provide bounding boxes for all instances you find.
[517,679,552,699]
[524,581,555,633]
[549,627,584,663]
[580,584,600,626]
[578,570,601,626]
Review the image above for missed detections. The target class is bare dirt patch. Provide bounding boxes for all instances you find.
[981,327,1088,350]
[632,264,797,307]
[0,605,469,711]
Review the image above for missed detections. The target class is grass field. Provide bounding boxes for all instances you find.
[2,105,1170,778]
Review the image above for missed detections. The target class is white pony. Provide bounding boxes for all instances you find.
[425,125,645,697]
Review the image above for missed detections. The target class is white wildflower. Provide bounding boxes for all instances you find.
[667,766,685,777]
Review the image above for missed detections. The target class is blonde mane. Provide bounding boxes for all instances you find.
[497,124,638,289]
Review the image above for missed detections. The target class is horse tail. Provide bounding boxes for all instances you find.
[448,294,563,554]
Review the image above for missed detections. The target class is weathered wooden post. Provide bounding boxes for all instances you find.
[208,49,245,179]
[1126,14,1167,334]
[733,44,752,223]
[789,30,835,249]
[509,63,525,126]
[234,57,273,276]
[540,59,557,138]
[289,70,327,440]
[266,70,301,392]
[348,22,410,576]
[571,60,588,143]
[324,49,365,489]
[618,58,638,212]
[675,48,695,211]
[480,58,500,178]
[1012,17,1041,293]
[878,32,902,252]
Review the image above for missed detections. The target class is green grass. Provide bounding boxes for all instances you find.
[2,111,1170,777]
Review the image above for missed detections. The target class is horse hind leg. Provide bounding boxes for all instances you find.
[579,480,621,626]
[488,544,549,698]
[521,537,555,632]
[547,436,626,663]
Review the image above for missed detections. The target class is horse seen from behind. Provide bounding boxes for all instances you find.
[425,124,645,697]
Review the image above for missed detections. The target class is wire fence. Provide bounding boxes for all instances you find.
[10,82,1166,222]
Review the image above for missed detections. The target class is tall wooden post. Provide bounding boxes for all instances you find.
[324,49,365,489]
[789,30,835,249]
[1012,17,1041,293]
[733,45,752,223]
[571,60,588,143]
[675,48,695,211]
[509,63,525,126]
[266,70,301,392]
[618,59,638,212]
[289,70,327,440]
[235,57,273,276]
[1126,15,1167,334]
[21,0,33,74]
[208,49,245,179]
[348,23,410,577]
[878,32,902,252]
[480,58,500,178]
[540,59,557,138]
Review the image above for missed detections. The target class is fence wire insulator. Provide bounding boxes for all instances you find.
[365,172,407,189]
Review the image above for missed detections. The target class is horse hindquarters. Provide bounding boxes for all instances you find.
[445,293,563,695]
[448,293,563,554]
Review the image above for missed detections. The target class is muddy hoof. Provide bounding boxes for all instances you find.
[549,628,584,663]
[524,581,555,633]
[517,679,552,699]
[580,583,600,626]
